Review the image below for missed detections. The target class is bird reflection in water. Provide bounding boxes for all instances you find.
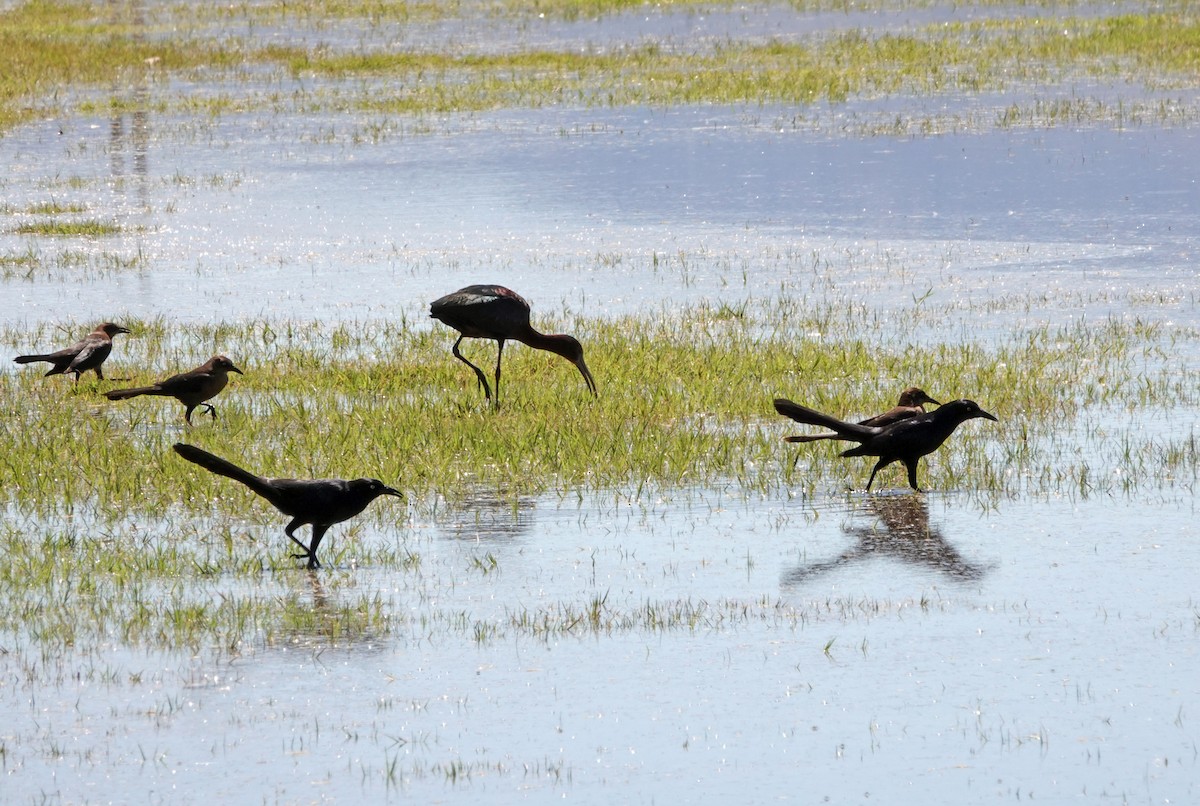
[438,490,535,543]
[783,494,986,587]
[303,569,329,611]
[274,571,390,653]
[107,0,152,209]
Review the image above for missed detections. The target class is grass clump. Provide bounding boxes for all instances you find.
[22,201,88,215]
[10,219,125,237]
[0,248,40,278]
[260,16,1200,113]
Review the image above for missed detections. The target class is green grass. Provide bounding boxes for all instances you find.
[3,302,1197,522]
[10,219,125,237]
[181,0,1200,24]
[198,15,1200,115]
[20,201,88,215]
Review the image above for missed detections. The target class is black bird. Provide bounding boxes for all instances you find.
[173,443,402,569]
[14,322,130,382]
[105,355,243,424]
[430,284,597,406]
[784,386,941,443]
[774,398,997,491]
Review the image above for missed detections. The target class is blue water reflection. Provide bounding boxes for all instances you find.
[2,105,1197,327]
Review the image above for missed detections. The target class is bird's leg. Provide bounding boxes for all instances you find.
[184,406,196,426]
[285,519,315,564]
[865,458,894,492]
[492,339,505,409]
[202,403,218,420]
[304,525,329,570]
[904,460,924,492]
[451,336,492,400]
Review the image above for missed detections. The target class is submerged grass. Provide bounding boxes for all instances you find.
[0,2,233,132]
[0,245,147,280]
[188,15,1200,116]
[0,520,407,658]
[4,3,1200,132]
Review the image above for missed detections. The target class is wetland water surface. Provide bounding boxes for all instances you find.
[3,104,1199,327]
[4,491,1198,802]
[2,4,1199,804]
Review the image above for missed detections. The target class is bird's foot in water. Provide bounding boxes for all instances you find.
[291,551,321,569]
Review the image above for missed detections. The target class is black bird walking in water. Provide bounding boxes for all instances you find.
[430,284,597,406]
[173,443,402,569]
[14,322,130,382]
[783,386,941,443]
[106,355,243,424]
[774,397,997,491]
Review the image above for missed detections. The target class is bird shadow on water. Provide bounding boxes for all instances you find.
[782,493,987,589]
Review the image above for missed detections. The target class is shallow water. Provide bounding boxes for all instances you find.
[4,490,1198,802]
[4,103,1198,340]
[3,2,1200,803]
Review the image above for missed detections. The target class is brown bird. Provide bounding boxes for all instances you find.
[173,443,402,569]
[774,397,997,491]
[14,322,130,382]
[430,284,597,406]
[105,355,242,424]
[783,387,941,443]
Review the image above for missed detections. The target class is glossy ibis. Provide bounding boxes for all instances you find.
[430,284,596,406]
